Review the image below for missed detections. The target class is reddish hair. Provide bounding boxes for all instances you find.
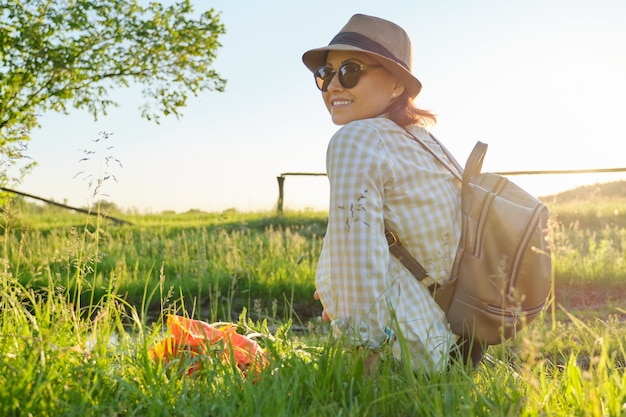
[386,91,437,127]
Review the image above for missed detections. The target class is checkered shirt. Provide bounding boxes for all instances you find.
[315,117,462,371]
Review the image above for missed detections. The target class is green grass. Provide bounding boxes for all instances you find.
[0,186,625,416]
[1,277,624,416]
[2,202,325,324]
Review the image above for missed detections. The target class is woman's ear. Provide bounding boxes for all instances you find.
[391,82,405,98]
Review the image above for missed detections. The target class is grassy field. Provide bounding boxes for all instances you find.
[1,182,625,416]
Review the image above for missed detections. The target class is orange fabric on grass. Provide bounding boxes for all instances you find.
[149,315,268,377]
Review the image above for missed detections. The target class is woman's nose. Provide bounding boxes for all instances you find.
[326,71,343,92]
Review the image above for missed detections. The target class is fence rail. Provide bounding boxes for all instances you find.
[276,167,626,214]
[0,186,132,225]
[275,172,327,214]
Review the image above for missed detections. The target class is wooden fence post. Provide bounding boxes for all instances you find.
[275,172,327,214]
[276,175,285,214]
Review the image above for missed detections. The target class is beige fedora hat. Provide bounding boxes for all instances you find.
[302,14,422,97]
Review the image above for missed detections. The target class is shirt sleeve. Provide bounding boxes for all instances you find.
[315,121,395,350]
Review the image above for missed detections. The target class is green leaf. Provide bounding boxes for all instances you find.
[0,0,226,186]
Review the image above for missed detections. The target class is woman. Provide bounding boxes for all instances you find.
[302,14,462,372]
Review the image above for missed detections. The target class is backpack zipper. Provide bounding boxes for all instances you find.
[486,300,546,317]
[508,203,549,291]
[472,176,509,257]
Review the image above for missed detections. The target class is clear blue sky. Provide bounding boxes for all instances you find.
[17,0,626,212]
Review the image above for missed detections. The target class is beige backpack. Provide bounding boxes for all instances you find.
[387,133,552,347]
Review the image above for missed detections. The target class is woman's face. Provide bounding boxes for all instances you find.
[322,51,404,125]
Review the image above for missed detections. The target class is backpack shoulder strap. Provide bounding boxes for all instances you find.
[402,128,463,181]
[426,132,464,179]
[386,129,471,290]
[385,229,429,281]
[384,129,443,285]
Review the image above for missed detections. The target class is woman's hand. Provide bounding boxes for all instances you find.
[313,290,330,322]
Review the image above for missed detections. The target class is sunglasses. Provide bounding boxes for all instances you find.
[314,62,383,92]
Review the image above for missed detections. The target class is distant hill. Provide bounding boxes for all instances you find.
[540,180,626,202]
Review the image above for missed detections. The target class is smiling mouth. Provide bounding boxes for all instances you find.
[332,99,353,107]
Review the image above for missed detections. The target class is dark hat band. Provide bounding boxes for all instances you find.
[329,32,409,71]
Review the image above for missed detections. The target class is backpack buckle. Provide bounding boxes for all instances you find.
[385,230,398,247]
